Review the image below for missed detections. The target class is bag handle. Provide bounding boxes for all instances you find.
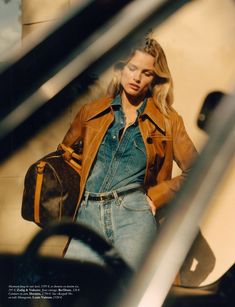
[59,143,82,172]
[23,222,130,272]
[60,143,81,161]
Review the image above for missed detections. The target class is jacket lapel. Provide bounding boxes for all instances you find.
[143,98,166,133]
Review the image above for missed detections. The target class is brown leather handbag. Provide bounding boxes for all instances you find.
[21,143,82,227]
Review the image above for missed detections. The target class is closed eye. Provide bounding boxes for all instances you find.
[143,70,154,77]
[127,64,137,71]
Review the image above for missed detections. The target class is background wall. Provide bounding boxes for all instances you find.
[0,0,234,286]
[21,0,81,37]
[0,0,21,62]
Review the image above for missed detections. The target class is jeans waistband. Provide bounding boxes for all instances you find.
[83,183,144,201]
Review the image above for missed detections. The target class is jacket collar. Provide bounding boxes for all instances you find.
[86,97,113,121]
[143,97,165,132]
[86,96,165,132]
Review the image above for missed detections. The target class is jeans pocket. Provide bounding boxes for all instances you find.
[121,191,150,211]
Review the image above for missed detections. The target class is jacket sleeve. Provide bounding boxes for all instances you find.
[147,114,198,209]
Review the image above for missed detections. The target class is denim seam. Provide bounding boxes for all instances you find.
[103,203,114,243]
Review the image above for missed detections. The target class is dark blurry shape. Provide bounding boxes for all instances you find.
[156,210,216,287]
[0,222,132,307]
[164,264,235,307]
[0,0,133,124]
[178,90,229,286]
[197,91,225,133]
[179,230,216,287]
[0,73,97,163]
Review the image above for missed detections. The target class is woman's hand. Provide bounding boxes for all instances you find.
[146,195,156,216]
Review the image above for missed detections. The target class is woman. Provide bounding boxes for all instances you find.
[62,37,197,270]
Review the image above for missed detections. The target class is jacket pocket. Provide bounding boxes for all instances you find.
[149,135,172,158]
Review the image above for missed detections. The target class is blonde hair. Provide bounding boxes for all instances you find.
[107,38,174,116]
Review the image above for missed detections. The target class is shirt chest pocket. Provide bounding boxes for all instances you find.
[125,134,146,173]
[134,135,146,155]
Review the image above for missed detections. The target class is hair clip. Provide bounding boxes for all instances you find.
[144,29,154,46]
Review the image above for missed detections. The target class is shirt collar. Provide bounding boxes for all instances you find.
[137,98,147,115]
[111,95,122,108]
[110,96,166,132]
[111,95,146,114]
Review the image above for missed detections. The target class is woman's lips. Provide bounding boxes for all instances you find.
[129,83,140,90]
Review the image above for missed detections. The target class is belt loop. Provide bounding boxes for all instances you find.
[113,191,119,205]
[113,191,118,199]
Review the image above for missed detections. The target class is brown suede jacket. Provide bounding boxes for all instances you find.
[62,96,197,220]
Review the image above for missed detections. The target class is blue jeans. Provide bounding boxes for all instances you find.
[65,184,158,270]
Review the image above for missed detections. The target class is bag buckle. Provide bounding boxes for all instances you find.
[36,161,46,174]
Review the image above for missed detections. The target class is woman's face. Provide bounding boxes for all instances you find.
[120,50,155,99]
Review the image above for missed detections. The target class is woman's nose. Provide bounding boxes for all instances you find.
[133,71,141,83]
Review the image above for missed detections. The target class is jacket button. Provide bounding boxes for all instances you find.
[140,114,148,121]
[147,137,153,144]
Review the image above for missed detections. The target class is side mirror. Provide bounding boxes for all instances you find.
[197,91,225,133]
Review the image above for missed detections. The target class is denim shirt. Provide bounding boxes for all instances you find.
[85,95,147,192]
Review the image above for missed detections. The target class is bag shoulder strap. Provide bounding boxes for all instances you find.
[34,161,47,224]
